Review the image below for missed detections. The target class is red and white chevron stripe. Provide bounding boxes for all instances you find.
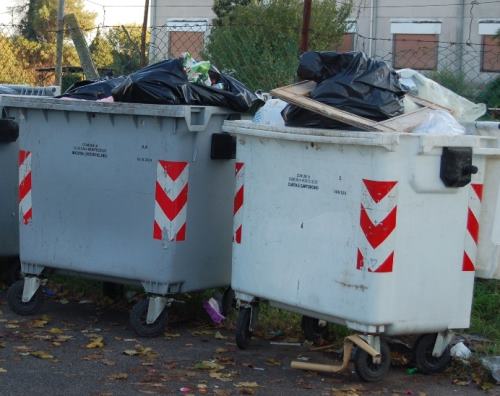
[462,183,483,272]
[19,150,32,225]
[233,162,244,244]
[153,160,189,242]
[356,179,398,273]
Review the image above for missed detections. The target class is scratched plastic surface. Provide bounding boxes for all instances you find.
[2,95,238,295]
[223,120,495,335]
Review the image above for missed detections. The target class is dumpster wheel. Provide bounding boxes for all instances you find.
[7,279,43,316]
[301,315,329,343]
[130,299,168,338]
[414,334,451,374]
[235,307,252,350]
[354,339,391,382]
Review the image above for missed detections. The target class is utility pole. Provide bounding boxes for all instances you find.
[55,0,65,86]
[300,0,312,53]
[140,0,150,67]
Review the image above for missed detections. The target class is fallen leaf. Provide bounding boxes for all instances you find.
[214,331,227,340]
[123,349,139,356]
[55,335,72,343]
[194,360,224,371]
[0,368,6,373]
[265,358,281,366]
[101,359,116,366]
[209,371,233,382]
[86,336,104,349]
[31,319,49,328]
[108,372,128,380]
[215,348,228,354]
[31,351,54,360]
[49,327,64,334]
[234,382,259,388]
[5,324,19,329]
[214,390,231,396]
[191,330,213,336]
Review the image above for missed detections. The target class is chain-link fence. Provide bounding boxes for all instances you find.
[0,22,498,101]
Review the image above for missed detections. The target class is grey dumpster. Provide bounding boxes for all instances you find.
[0,87,60,283]
[2,96,238,336]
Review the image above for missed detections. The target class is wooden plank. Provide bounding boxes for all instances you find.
[271,80,453,133]
[374,107,435,132]
[407,94,454,114]
[271,84,394,132]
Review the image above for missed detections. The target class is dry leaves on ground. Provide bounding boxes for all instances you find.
[86,336,104,349]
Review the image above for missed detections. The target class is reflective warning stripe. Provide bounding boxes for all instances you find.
[19,150,32,225]
[153,161,189,241]
[356,179,398,273]
[233,162,244,244]
[462,183,483,271]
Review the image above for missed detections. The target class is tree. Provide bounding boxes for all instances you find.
[17,0,97,42]
[90,25,148,76]
[205,0,353,91]
[89,29,114,69]
[212,0,254,25]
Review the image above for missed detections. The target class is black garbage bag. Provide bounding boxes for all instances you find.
[112,58,262,112]
[59,76,126,100]
[282,51,407,129]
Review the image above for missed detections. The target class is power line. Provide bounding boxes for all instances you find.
[82,0,500,8]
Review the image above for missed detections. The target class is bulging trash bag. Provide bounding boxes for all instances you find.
[283,51,407,129]
[412,110,465,135]
[59,76,126,101]
[112,58,262,112]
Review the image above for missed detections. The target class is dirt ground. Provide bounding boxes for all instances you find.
[0,290,495,396]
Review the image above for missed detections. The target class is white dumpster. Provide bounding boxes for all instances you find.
[2,95,239,337]
[223,120,492,381]
[466,121,500,280]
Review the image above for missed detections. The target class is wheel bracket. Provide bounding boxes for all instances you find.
[146,296,168,324]
[432,331,454,358]
[22,277,41,303]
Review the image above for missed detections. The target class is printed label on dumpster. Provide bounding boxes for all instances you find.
[72,142,108,159]
[287,173,319,191]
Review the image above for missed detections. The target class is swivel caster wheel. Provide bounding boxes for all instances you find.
[354,339,391,382]
[129,298,168,337]
[7,279,43,316]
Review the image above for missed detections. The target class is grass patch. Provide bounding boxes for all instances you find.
[469,279,500,355]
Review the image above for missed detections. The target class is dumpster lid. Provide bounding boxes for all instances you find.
[0,95,236,118]
[223,120,491,153]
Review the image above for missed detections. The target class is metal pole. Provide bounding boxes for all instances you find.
[55,0,65,86]
[456,0,465,74]
[141,0,150,67]
[300,0,312,53]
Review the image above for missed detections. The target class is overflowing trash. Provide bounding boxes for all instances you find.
[450,341,472,360]
[412,109,466,135]
[282,51,407,129]
[56,52,262,112]
[112,56,261,112]
[252,99,287,126]
[203,297,226,325]
[481,356,500,383]
[59,77,126,101]
[398,68,486,122]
